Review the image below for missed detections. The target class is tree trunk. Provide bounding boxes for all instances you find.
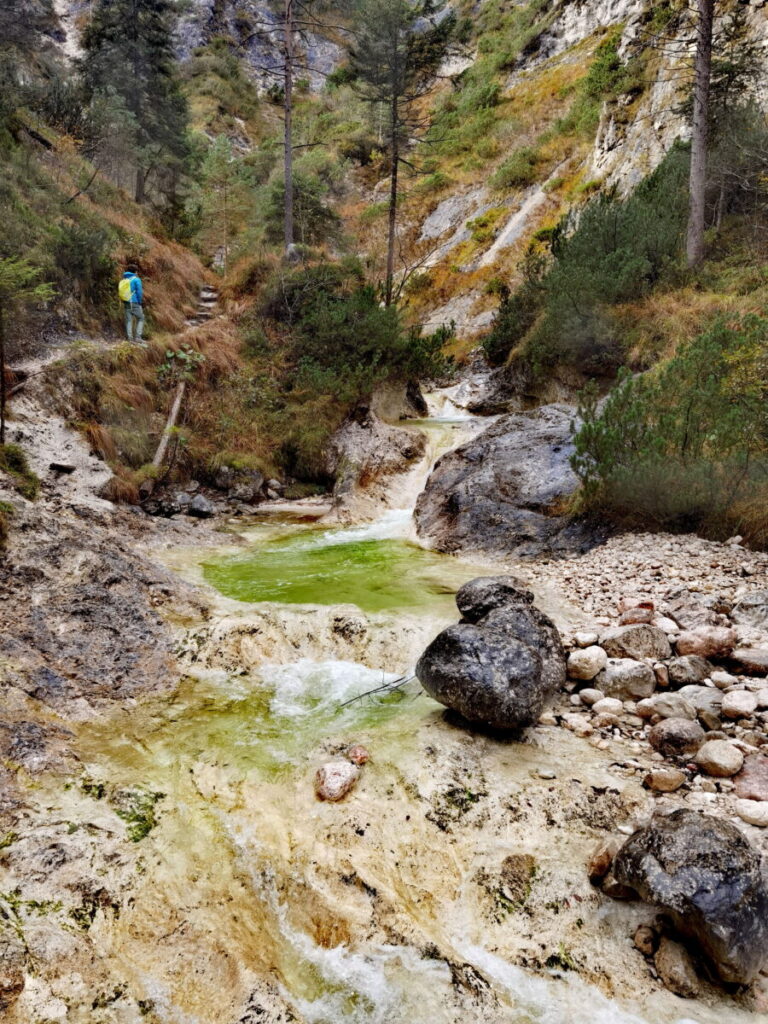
[151,381,186,470]
[283,0,295,254]
[135,165,146,205]
[385,96,399,307]
[0,303,6,446]
[686,0,714,268]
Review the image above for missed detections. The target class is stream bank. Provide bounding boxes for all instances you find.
[1,386,767,1023]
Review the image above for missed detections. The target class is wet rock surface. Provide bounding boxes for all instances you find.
[416,577,565,730]
[613,809,768,984]
[414,404,602,559]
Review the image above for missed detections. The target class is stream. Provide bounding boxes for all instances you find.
[69,398,735,1024]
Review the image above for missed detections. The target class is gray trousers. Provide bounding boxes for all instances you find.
[124,301,145,341]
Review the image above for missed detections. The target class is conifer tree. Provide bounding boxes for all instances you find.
[81,0,189,205]
[349,0,455,305]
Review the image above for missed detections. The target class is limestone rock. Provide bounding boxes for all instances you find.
[613,808,768,983]
[675,626,736,659]
[695,740,744,777]
[600,624,671,661]
[414,405,601,559]
[721,690,758,719]
[654,937,699,998]
[594,658,656,700]
[587,836,620,884]
[648,718,705,758]
[638,693,696,720]
[187,493,215,518]
[591,697,623,716]
[734,755,768,802]
[731,590,768,630]
[578,687,604,706]
[730,648,768,677]
[676,685,723,718]
[567,645,607,681]
[734,799,768,827]
[574,631,598,648]
[667,655,712,686]
[315,761,360,801]
[634,924,657,956]
[416,578,565,731]
[644,767,686,792]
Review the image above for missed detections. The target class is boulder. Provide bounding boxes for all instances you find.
[613,809,768,983]
[416,577,565,731]
[591,697,623,716]
[721,690,758,719]
[567,646,607,681]
[654,937,699,998]
[675,627,736,659]
[414,404,601,559]
[578,687,604,706]
[731,591,768,631]
[595,658,656,700]
[648,718,705,757]
[187,494,216,518]
[695,740,744,777]
[730,648,768,677]
[665,590,732,630]
[600,624,671,661]
[315,761,360,801]
[734,755,768,802]
[667,655,712,686]
[677,685,723,718]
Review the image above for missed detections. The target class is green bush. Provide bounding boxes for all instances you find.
[490,146,541,190]
[263,175,341,247]
[571,315,768,542]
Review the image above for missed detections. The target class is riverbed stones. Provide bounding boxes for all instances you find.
[721,690,758,719]
[637,693,696,720]
[416,577,565,731]
[600,624,671,661]
[695,740,744,777]
[734,755,768,801]
[613,808,768,983]
[567,645,607,681]
[594,658,656,700]
[578,687,604,706]
[591,697,623,716]
[187,493,215,518]
[315,761,360,801]
[648,718,705,757]
[731,591,768,630]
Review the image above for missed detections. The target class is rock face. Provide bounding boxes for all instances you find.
[613,809,768,984]
[416,577,565,731]
[414,405,600,559]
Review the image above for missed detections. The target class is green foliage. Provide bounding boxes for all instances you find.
[490,146,541,191]
[157,345,205,386]
[264,174,341,247]
[572,315,768,542]
[486,146,689,372]
[52,219,117,309]
[113,788,165,843]
[482,246,545,365]
[0,444,40,500]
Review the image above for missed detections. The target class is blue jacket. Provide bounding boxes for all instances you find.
[122,272,143,303]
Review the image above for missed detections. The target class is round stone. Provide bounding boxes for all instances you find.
[696,740,744,778]
[722,691,758,719]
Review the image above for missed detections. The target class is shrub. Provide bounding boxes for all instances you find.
[263,175,341,247]
[0,443,39,500]
[490,146,541,190]
[571,315,768,543]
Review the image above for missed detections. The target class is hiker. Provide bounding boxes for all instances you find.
[119,263,146,344]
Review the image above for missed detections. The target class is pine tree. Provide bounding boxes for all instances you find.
[81,0,189,205]
[686,0,715,268]
[349,0,455,305]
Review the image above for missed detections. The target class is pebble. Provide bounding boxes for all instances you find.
[633,924,657,956]
[655,937,700,998]
[591,697,623,716]
[648,718,705,757]
[537,768,557,780]
[567,645,607,680]
[578,688,604,706]
[712,670,738,688]
[346,744,370,766]
[315,761,360,801]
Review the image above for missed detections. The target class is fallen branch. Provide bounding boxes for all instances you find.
[337,673,417,709]
[151,381,186,470]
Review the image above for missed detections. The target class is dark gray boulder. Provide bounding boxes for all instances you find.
[414,404,601,559]
[613,809,768,984]
[187,494,216,518]
[416,576,565,730]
